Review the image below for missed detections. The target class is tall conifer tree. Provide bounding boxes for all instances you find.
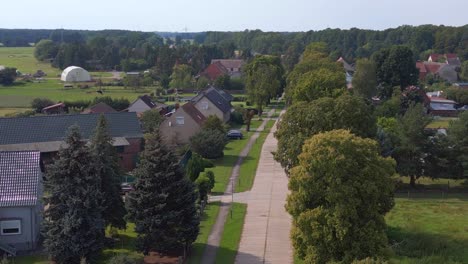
[127,132,200,255]
[43,125,104,264]
[90,115,127,229]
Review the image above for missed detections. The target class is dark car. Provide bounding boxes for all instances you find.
[227,129,243,140]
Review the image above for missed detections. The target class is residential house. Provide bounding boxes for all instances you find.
[0,151,42,255]
[428,53,461,66]
[0,112,143,171]
[416,61,458,83]
[127,95,168,114]
[454,83,468,89]
[82,102,117,114]
[191,87,232,123]
[425,91,458,117]
[160,103,206,145]
[200,59,245,81]
[41,102,65,115]
[337,57,355,89]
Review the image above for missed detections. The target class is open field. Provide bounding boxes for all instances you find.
[426,117,457,129]
[0,107,31,116]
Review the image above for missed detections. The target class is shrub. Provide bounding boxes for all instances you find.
[186,153,206,181]
[204,170,215,191]
[190,129,228,159]
[195,174,211,203]
[31,98,55,113]
[203,115,227,134]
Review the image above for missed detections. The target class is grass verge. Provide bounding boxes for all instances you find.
[186,202,221,264]
[214,203,247,264]
[235,120,275,193]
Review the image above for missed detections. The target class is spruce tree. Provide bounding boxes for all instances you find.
[43,125,104,264]
[127,132,200,256]
[90,115,127,229]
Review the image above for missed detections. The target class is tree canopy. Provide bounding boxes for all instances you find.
[287,129,396,263]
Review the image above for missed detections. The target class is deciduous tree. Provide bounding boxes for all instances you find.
[287,130,395,263]
[352,58,377,99]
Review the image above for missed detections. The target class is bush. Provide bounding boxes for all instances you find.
[186,153,206,181]
[31,98,55,113]
[230,109,244,125]
[203,115,227,133]
[204,170,215,190]
[190,129,228,159]
[195,174,211,202]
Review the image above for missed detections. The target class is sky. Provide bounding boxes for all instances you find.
[2,0,467,32]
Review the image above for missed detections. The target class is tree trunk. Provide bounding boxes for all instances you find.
[246,120,251,132]
[409,175,416,188]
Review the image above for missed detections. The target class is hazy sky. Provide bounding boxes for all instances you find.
[2,0,467,32]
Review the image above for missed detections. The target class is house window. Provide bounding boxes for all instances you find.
[176,116,185,125]
[201,102,209,110]
[0,220,21,235]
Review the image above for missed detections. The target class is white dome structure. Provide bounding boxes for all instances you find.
[61,66,91,82]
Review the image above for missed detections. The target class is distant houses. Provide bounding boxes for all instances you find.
[0,151,42,255]
[337,57,355,89]
[425,91,458,117]
[41,102,65,115]
[200,59,245,81]
[416,54,461,84]
[81,102,117,114]
[0,112,143,171]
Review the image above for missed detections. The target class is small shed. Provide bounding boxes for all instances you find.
[61,66,91,82]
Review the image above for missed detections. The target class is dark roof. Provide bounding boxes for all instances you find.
[191,87,232,113]
[181,103,206,126]
[0,151,41,207]
[137,95,167,109]
[0,112,143,146]
[216,88,234,102]
[82,102,117,114]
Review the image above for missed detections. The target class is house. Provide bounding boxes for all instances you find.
[82,102,117,114]
[0,151,42,255]
[61,66,91,82]
[337,57,355,89]
[416,61,458,83]
[425,92,458,117]
[191,87,232,123]
[127,95,168,114]
[200,59,245,81]
[454,83,468,89]
[160,103,206,145]
[41,102,65,115]
[0,112,143,171]
[428,53,461,66]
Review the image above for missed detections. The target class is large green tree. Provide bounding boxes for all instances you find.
[460,61,468,81]
[169,64,193,88]
[352,58,378,99]
[90,115,127,229]
[287,130,395,264]
[447,111,468,180]
[392,103,431,187]
[372,46,419,98]
[127,132,199,255]
[286,43,346,103]
[43,126,104,264]
[34,39,58,61]
[275,94,376,172]
[0,67,17,85]
[244,55,284,115]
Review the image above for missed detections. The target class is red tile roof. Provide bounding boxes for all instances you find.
[201,62,228,81]
[42,103,65,111]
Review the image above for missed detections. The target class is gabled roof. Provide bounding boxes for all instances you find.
[200,62,228,81]
[0,151,41,207]
[0,112,143,148]
[181,102,207,126]
[82,102,117,114]
[191,87,232,113]
[211,59,244,70]
[136,95,167,109]
[337,57,355,72]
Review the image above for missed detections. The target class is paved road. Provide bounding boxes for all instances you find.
[200,110,274,264]
[234,111,293,264]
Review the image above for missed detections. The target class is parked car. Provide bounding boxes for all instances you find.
[227,129,243,139]
[121,182,134,194]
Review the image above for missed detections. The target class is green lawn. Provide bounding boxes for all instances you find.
[186,202,221,264]
[214,203,248,264]
[209,131,254,194]
[426,117,457,129]
[235,120,276,193]
[0,47,61,77]
[0,80,151,107]
[0,107,32,117]
[387,196,468,263]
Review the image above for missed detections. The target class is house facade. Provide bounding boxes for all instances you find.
[127,95,168,114]
[0,112,143,171]
[0,151,42,255]
[191,87,232,123]
[425,92,458,117]
[160,103,206,145]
